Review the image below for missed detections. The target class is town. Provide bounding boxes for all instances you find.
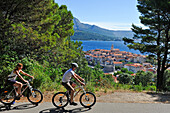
[85,44,156,74]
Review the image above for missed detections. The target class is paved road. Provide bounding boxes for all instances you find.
[0,102,170,113]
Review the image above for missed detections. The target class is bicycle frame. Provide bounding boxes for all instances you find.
[12,80,36,98]
[73,85,86,98]
[52,82,96,108]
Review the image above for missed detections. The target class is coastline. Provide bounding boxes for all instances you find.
[72,40,143,55]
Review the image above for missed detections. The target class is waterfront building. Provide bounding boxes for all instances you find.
[85,44,151,73]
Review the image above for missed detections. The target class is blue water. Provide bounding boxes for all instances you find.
[74,40,142,54]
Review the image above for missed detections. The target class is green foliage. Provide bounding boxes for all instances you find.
[85,83,95,93]
[115,66,121,70]
[117,73,134,84]
[114,71,123,76]
[123,0,170,91]
[0,0,74,90]
[133,83,143,92]
[163,70,170,91]
[134,71,153,87]
[0,0,162,93]
[0,0,74,61]
[145,85,156,91]
[121,68,128,73]
[71,30,121,41]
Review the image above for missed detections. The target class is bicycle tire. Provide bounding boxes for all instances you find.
[80,92,96,108]
[0,88,16,105]
[52,92,69,108]
[27,89,43,105]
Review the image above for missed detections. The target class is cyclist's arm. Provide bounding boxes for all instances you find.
[72,74,85,85]
[16,70,27,82]
[75,74,84,81]
[20,70,34,79]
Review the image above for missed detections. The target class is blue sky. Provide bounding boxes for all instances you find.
[55,0,144,30]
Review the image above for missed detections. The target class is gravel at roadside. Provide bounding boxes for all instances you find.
[13,91,170,104]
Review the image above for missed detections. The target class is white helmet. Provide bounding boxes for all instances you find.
[71,63,78,68]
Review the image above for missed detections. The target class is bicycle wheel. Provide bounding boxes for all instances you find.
[52,92,69,108]
[27,89,43,105]
[0,88,16,105]
[80,92,96,108]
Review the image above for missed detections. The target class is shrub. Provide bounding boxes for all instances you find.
[134,71,153,87]
[145,85,156,91]
[117,73,134,84]
[163,70,170,91]
[133,83,143,92]
[85,83,95,93]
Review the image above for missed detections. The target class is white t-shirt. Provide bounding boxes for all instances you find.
[8,70,21,81]
[62,69,75,82]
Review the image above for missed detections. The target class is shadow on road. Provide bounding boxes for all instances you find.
[0,103,37,112]
[147,92,170,104]
[0,104,6,112]
[13,103,37,110]
[39,107,92,113]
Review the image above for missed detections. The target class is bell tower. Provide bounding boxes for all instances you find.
[111,44,114,51]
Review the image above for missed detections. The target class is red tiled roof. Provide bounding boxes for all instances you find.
[114,54,122,56]
[113,62,123,64]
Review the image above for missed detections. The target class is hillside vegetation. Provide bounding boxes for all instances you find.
[71,30,121,41]
[0,0,106,92]
[0,0,169,93]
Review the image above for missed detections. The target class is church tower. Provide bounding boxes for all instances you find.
[111,44,114,51]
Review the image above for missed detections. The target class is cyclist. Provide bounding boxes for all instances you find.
[62,63,85,106]
[7,63,34,97]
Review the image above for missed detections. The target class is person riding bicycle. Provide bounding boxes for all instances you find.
[62,63,85,106]
[7,63,34,97]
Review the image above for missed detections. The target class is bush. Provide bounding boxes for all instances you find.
[134,71,153,87]
[133,83,143,92]
[163,70,170,91]
[121,68,128,73]
[145,85,156,91]
[85,83,95,93]
[117,73,134,84]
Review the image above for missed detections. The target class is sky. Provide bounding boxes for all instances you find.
[55,0,145,30]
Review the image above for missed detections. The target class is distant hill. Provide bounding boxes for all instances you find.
[71,17,133,41]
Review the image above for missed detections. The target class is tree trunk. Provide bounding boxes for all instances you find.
[156,57,162,91]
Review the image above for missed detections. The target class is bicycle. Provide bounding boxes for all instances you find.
[0,79,43,106]
[52,82,96,108]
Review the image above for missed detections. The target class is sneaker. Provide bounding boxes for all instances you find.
[70,102,78,106]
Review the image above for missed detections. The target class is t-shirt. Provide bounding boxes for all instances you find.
[62,69,75,82]
[8,70,20,81]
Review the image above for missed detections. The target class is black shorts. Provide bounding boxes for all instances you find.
[7,80,16,85]
[62,81,74,91]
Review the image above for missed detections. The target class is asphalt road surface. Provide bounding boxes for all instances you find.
[0,102,170,113]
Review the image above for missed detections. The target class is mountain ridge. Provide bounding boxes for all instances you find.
[71,17,133,41]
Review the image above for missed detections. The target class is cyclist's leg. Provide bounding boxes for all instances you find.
[62,81,75,103]
[68,81,75,103]
[67,81,78,105]
[13,81,23,96]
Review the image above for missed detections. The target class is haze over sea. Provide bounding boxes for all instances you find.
[75,40,142,55]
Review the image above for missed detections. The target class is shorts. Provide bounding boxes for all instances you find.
[7,80,16,85]
[62,81,74,91]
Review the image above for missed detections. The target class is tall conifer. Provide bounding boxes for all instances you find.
[123,0,170,91]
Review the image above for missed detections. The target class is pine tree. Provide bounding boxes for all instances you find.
[0,0,74,60]
[123,0,170,91]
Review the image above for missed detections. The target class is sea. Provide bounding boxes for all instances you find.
[74,40,142,55]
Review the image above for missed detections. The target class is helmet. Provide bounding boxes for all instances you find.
[71,63,78,68]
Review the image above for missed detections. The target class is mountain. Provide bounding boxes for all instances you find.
[71,17,133,41]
